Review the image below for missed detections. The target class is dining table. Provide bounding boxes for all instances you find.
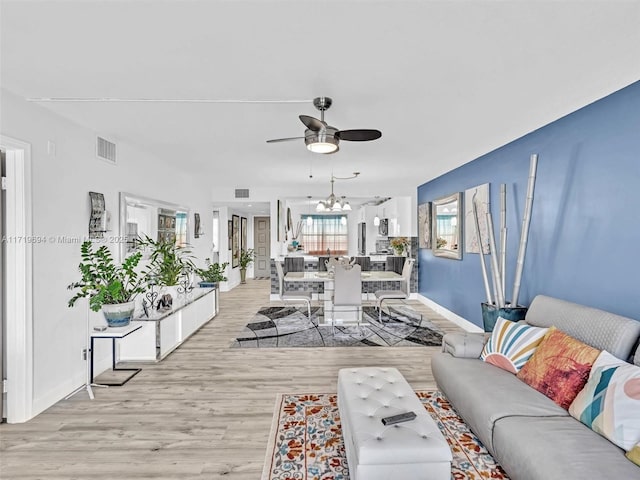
[284,270,403,325]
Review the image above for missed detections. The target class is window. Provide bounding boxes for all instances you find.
[301,215,348,255]
[175,212,188,247]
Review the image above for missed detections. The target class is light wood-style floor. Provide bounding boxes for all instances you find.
[0,280,463,479]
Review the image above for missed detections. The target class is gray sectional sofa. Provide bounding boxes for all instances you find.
[431,295,640,480]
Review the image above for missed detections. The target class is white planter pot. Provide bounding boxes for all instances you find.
[102,301,136,328]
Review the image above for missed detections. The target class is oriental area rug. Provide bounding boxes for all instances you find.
[262,390,510,480]
[230,305,444,348]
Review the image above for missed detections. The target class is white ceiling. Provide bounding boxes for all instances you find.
[2,0,639,205]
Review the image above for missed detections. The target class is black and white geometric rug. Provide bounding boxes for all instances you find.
[230,305,444,348]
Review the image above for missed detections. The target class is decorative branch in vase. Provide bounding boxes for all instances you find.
[289,220,303,250]
[390,237,409,256]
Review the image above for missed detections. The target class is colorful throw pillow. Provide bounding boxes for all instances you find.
[480,316,548,374]
[516,327,600,409]
[627,443,640,466]
[569,350,640,451]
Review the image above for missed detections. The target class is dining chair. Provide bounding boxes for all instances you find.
[350,256,371,271]
[284,256,304,273]
[332,263,362,332]
[325,256,351,273]
[374,258,415,321]
[275,261,312,318]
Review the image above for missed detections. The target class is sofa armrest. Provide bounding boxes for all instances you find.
[441,332,487,358]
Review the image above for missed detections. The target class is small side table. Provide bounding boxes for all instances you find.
[90,323,142,386]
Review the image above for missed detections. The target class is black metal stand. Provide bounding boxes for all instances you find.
[90,327,142,386]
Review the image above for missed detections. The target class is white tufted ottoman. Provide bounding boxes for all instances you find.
[337,367,452,480]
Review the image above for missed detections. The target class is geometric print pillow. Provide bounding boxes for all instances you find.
[569,350,640,451]
[480,316,548,374]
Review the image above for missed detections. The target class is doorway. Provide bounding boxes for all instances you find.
[1,149,5,421]
[253,216,271,279]
[0,135,33,423]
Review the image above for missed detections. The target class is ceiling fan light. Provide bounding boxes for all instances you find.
[305,129,339,154]
[307,141,339,154]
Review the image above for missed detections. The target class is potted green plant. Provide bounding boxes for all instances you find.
[196,259,229,287]
[238,248,255,284]
[68,241,147,327]
[138,235,195,293]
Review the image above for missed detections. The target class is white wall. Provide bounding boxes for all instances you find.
[1,89,215,419]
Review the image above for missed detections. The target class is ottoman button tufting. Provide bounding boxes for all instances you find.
[338,367,452,480]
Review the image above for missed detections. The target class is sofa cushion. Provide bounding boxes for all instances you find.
[517,327,600,409]
[431,352,568,453]
[627,443,640,466]
[569,350,640,451]
[525,295,640,360]
[480,317,548,374]
[492,416,640,480]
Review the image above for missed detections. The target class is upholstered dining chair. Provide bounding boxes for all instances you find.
[332,263,363,332]
[350,256,371,271]
[325,256,351,273]
[374,258,415,321]
[275,261,312,318]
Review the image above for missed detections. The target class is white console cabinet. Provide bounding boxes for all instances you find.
[119,287,217,362]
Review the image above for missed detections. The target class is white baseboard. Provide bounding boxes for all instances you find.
[417,294,483,332]
[32,371,85,419]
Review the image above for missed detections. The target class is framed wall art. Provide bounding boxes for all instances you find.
[277,199,282,241]
[241,216,247,253]
[232,214,240,268]
[418,202,431,249]
[465,183,490,254]
[228,219,233,251]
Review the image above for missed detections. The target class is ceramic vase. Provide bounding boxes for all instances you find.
[102,301,136,327]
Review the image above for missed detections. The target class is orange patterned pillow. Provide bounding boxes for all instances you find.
[516,327,600,409]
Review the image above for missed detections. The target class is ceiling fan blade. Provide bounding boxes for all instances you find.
[299,115,326,131]
[336,129,382,142]
[266,136,304,143]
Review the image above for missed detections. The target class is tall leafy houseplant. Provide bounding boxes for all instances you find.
[138,235,195,288]
[68,241,146,327]
[238,249,255,284]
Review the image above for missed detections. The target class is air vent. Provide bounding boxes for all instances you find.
[235,188,249,198]
[96,136,116,163]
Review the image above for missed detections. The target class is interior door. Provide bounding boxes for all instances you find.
[253,216,271,278]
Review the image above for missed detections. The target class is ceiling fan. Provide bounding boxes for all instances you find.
[266,97,382,154]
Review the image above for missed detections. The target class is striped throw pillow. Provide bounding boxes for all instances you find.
[480,316,548,374]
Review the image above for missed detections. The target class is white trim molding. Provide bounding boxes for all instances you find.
[1,134,34,423]
[417,294,483,333]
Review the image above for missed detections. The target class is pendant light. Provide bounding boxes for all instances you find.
[316,172,359,212]
[374,207,380,227]
[306,196,313,226]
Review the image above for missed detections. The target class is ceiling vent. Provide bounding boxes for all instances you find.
[96,136,116,164]
[235,188,249,199]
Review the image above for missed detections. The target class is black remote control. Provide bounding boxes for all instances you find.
[381,411,417,425]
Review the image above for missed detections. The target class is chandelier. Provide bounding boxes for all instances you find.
[316,173,359,212]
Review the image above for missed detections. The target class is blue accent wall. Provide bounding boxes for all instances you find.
[418,80,640,328]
